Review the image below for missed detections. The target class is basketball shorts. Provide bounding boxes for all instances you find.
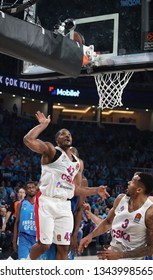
[35,194,73,245]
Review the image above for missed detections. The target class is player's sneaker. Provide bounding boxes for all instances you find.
[68,250,75,260]
[53,18,76,36]
[82,45,101,67]
[7,256,14,260]
[83,45,114,67]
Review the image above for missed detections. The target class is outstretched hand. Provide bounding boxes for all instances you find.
[78,235,92,255]
[98,186,110,199]
[35,111,51,126]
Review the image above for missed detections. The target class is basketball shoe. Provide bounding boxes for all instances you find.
[83,45,114,67]
[53,18,76,36]
[82,45,106,67]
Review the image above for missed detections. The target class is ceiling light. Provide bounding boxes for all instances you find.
[63,107,91,114]
[53,105,65,109]
[102,110,134,115]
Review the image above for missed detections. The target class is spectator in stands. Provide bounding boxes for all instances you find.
[101,206,111,219]
[0,206,13,259]
[1,191,18,233]
[13,187,26,219]
[17,187,26,201]
[5,180,13,195]
[90,197,107,215]
[0,206,7,229]
[0,181,9,206]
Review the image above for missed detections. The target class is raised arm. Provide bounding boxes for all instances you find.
[23,111,56,161]
[83,203,103,226]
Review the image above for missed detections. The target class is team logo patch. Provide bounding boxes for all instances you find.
[62,155,67,162]
[76,163,80,170]
[134,213,142,223]
[23,204,27,210]
[56,182,61,188]
[57,234,61,241]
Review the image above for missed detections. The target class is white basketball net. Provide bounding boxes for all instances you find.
[94,71,134,110]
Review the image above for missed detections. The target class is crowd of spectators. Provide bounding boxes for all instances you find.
[1,110,153,258]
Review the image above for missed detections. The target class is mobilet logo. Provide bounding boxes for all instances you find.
[49,86,80,97]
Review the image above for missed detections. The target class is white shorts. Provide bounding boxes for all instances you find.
[36,194,73,245]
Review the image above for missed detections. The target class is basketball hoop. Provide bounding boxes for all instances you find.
[94,71,134,110]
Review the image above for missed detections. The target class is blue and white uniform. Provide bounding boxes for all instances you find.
[18,199,36,259]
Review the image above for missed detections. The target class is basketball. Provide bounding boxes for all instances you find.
[74,31,85,45]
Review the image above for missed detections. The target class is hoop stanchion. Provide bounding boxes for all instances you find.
[94,71,133,110]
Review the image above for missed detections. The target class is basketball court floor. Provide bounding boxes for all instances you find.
[75,255,98,260]
[75,242,100,260]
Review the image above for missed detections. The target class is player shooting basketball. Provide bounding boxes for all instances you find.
[23,111,109,260]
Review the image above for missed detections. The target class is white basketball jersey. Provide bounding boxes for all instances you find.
[110,195,153,259]
[39,147,80,200]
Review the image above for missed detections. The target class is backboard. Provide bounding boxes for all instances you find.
[20,0,153,80]
[69,13,119,58]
